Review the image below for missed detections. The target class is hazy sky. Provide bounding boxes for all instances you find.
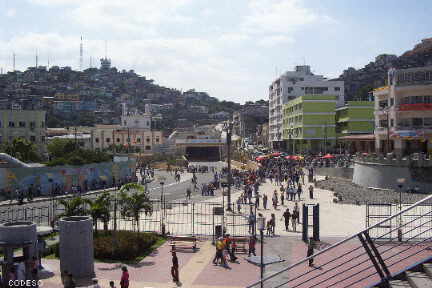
[0,0,430,103]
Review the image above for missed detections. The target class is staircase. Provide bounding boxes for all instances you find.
[378,261,432,288]
[246,194,432,288]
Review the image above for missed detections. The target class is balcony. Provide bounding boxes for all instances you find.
[397,103,432,111]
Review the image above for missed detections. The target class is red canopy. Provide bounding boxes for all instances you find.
[321,153,335,159]
[272,152,282,157]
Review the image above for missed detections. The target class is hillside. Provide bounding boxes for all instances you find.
[337,37,432,101]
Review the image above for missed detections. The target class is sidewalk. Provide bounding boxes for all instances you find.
[254,175,366,238]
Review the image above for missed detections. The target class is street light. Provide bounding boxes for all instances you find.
[223,121,234,211]
[257,216,266,288]
[157,175,166,235]
[397,177,406,242]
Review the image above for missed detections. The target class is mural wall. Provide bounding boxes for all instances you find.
[0,160,136,197]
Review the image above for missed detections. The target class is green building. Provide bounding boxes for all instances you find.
[283,95,337,153]
[336,101,374,136]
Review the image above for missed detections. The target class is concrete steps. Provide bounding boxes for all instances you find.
[384,262,432,288]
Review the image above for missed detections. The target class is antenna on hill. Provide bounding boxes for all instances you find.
[80,36,83,71]
[89,56,92,68]
[47,54,50,69]
[12,52,16,71]
[105,40,108,59]
[35,49,38,68]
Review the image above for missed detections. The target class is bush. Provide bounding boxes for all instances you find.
[93,231,162,261]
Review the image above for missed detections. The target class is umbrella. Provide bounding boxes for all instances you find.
[284,155,293,160]
[321,153,335,159]
[256,156,266,161]
[272,152,282,157]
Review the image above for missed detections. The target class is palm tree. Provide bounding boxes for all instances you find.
[85,191,111,234]
[58,196,87,218]
[118,183,153,233]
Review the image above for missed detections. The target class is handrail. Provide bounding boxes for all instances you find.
[246,193,432,287]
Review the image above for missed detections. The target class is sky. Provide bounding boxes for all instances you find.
[0,0,431,103]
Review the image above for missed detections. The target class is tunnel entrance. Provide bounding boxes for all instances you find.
[185,146,220,161]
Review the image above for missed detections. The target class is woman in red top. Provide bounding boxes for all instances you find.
[120,266,129,288]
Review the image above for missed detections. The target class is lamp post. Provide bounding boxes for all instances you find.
[48,178,54,225]
[223,121,234,211]
[158,175,166,235]
[397,177,406,242]
[257,216,266,288]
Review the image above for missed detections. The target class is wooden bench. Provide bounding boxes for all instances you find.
[169,236,198,252]
[231,236,249,253]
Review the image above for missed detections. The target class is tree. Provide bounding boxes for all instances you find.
[0,137,41,163]
[58,197,87,218]
[47,138,76,158]
[118,183,153,234]
[86,192,111,234]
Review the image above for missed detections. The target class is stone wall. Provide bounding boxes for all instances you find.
[352,160,432,192]
[314,167,354,180]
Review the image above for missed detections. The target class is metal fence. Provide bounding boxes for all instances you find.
[0,199,252,240]
[367,203,432,241]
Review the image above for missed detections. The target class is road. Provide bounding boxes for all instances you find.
[0,161,227,215]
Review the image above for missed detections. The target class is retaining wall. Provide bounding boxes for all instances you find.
[314,167,354,180]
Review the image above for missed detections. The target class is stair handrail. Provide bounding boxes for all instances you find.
[246,193,432,287]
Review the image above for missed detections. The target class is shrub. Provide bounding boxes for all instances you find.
[93,231,162,261]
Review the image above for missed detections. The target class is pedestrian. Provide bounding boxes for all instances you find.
[248,236,256,256]
[307,238,315,267]
[120,266,129,288]
[271,213,276,236]
[186,187,191,200]
[255,194,260,209]
[309,185,314,199]
[281,192,284,206]
[282,208,291,231]
[248,212,256,234]
[292,212,297,232]
[294,202,300,224]
[266,220,272,236]
[297,184,302,201]
[171,250,179,282]
[263,194,268,209]
[213,237,224,265]
[109,281,117,288]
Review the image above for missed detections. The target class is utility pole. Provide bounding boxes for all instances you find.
[386,110,390,154]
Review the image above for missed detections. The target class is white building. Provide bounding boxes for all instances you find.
[269,65,344,149]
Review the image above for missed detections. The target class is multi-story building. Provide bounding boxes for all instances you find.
[374,66,432,155]
[269,65,344,149]
[283,95,337,154]
[92,103,163,153]
[336,101,374,136]
[0,109,46,148]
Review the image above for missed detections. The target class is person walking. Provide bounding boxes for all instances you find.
[248,236,256,256]
[294,202,300,224]
[271,213,276,236]
[171,251,179,282]
[282,208,291,231]
[120,266,129,288]
[292,210,298,232]
[213,237,224,265]
[263,194,268,210]
[307,238,315,267]
[309,185,314,199]
[297,184,302,201]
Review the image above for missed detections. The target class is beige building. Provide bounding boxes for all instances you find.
[0,109,46,147]
[374,66,432,155]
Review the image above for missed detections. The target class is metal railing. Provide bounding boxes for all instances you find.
[247,194,432,288]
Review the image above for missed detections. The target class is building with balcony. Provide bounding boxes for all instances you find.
[336,101,374,135]
[373,66,432,155]
[269,65,344,150]
[282,95,337,154]
[0,109,46,148]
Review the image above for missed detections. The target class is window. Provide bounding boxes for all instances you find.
[124,121,127,126]
[390,119,394,127]
[424,118,432,127]
[412,118,423,127]
[137,138,141,143]
[146,138,150,142]
[106,138,110,143]
[30,121,35,129]
[116,138,120,143]
[413,96,423,104]
[156,138,160,143]
[334,87,341,91]
[390,98,394,106]
[19,121,26,128]
[41,122,45,128]
[145,145,151,150]
[95,138,99,143]
[8,121,15,127]
[147,121,150,126]
[30,136,36,142]
[41,136,45,143]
